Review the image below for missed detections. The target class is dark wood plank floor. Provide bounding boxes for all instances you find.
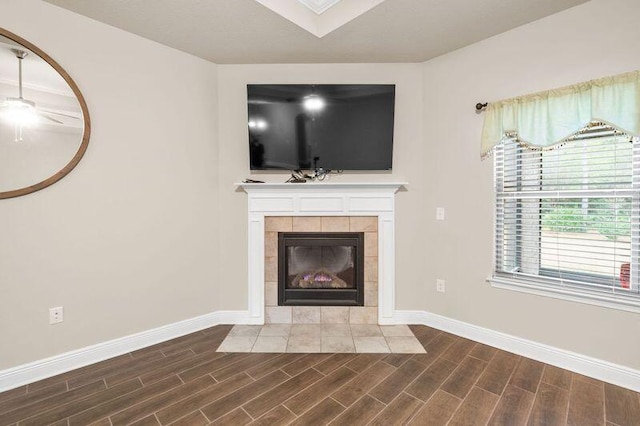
[0,325,638,425]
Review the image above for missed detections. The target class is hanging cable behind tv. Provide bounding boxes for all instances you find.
[286,168,343,183]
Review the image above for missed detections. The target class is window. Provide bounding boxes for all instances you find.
[492,123,640,311]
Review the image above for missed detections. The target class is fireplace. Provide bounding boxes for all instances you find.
[279,232,365,306]
[240,182,403,325]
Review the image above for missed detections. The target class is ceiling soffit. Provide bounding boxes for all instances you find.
[297,0,342,14]
[256,0,387,37]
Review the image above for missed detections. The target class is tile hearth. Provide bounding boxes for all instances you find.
[216,324,426,354]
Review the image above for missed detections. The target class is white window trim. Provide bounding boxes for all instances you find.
[490,130,640,313]
[488,275,640,313]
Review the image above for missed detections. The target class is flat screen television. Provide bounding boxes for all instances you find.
[247,84,395,171]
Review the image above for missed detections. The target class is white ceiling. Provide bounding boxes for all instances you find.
[43,0,589,64]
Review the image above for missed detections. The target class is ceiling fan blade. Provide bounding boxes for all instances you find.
[39,109,80,119]
[40,114,64,124]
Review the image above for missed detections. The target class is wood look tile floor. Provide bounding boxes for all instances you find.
[0,325,638,426]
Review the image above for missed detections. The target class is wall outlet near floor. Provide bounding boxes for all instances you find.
[436,207,445,221]
[436,279,446,293]
[49,306,64,324]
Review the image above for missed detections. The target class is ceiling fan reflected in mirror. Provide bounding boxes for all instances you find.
[0,48,79,141]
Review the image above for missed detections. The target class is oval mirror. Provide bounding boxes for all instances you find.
[0,28,90,199]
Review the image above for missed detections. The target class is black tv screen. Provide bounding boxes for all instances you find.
[247,84,395,171]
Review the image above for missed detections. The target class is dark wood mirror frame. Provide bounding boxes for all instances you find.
[0,27,90,199]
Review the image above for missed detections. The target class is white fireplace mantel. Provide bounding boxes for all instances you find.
[238,182,406,324]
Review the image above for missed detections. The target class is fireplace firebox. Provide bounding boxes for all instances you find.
[278,232,364,306]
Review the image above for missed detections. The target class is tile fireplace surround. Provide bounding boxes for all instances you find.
[238,182,405,325]
[265,215,377,324]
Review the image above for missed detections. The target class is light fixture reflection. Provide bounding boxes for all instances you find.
[303,94,325,112]
[0,98,39,141]
[0,49,40,141]
[248,118,268,130]
[1,98,38,126]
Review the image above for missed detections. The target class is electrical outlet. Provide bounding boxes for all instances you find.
[436,207,445,221]
[49,306,63,325]
[436,279,446,293]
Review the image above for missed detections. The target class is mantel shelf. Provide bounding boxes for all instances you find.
[236,182,407,193]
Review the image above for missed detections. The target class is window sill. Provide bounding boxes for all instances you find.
[487,276,640,314]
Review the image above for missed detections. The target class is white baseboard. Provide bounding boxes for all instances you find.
[0,310,251,393]
[2,308,638,394]
[393,310,640,393]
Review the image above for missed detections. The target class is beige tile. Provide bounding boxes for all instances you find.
[353,337,390,353]
[364,257,378,282]
[321,307,350,324]
[217,336,256,352]
[386,337,426,354]
[228,325,262,337]
[365,287,378,307]
[292,216,322,232]
[364,232,378,257]
[322,336,355,353]
[265,257,278,282]
[252,336,289,353]
[287,335,321,353]
[321,216,350,232]
[265,307,292,324]
[292,307,321,324]
[290,324,322,337]
[350,307,378,324]
[380,325,414,337]
[259,324,291,337]
[351,324,382,337]
[265,232,278,257]
[367,280,378,293]
[350,216,378,232]
[321,324,352,337]
[265,216,292,232]
[265,282,278,306]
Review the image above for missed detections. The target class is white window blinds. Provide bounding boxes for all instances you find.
[494,124,640,307]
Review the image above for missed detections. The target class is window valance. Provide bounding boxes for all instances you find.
[481,70,640,159]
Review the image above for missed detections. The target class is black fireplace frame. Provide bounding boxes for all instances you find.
[278,232,365,306]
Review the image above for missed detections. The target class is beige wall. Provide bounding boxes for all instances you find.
[216,63,424,312]
[217,0,640,370]
[419,0,640,369]
[0,0,220,369]
[1,0,639,374]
